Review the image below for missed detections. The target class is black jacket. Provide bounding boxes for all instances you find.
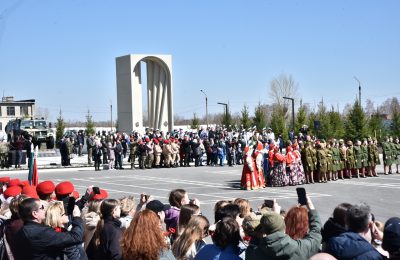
[13,217,84,260]
[86,218,122,260]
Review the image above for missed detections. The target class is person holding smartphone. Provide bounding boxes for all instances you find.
[245,196,322,260]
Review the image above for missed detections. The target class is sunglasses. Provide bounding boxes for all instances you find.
[38,205,45,211]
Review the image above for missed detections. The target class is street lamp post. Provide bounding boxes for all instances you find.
[217,102,228,116]
[200,90,208,127]
[354,76,361,104]
[283,97,295,131]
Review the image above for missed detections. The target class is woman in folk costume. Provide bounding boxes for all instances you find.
[269,146,287,187]
[292,143,305,185]
[252,142,266,188]
[240,146,259,190]
[285,145,297,185]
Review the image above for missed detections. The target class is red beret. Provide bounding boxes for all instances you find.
[0,177,10,184]
[145,137,150,142]
[158,137,163,141]
[21,180,30,187]
[21,185,39,199]
[90,189,108,201]
[72,190,80,200]
[4,186,22,199]
[55,181,74,196]
[153,139,159,144]
[8,178,22,187]
[36,181,55,195]
[163,140,169,144]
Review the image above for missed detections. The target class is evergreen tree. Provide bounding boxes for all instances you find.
[328,110,345,139]
[270,105,288,141]
[295,101,307,133]
[85,110,96,136]
[240,104,252,130]
[55,110,66,144]
[368,113,384,140]
[345,99,368,141]
[191,113,200,130]
[391,108,400,137]
[221,107,233,130]
[253,102,267,131]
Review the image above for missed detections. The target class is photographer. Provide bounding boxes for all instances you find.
[246,196,321,260]
[325,203,385,259]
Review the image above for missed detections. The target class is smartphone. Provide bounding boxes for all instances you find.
[93,186,101,195]
[63,196,76,216]
[296,187,307,205]
[264,199,274,208]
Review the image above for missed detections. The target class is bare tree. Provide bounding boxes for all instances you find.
[364,99,375,117]
[35,106,49,119]
[269,74,299,107]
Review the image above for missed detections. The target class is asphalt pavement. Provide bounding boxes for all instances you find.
[1,156,399,226]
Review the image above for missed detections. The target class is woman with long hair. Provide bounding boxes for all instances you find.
[86,199,122,260]
[83,199,102,249]
[45,201,87,259]
[284,206,309,240]
[178,203,200,235]
[121,209,174,260]
[172,215,210,259]
[165,189,190,232]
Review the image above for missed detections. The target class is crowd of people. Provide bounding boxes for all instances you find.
[57,126,400,190]
[0,177,399,259]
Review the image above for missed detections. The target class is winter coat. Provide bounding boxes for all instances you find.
[245,209,321,260]
[13,217,84,260]
[86,218,123,260]
[321,217,347,244]
[195,244,242,260]
[165,207,180,231]
[325,232,385,260]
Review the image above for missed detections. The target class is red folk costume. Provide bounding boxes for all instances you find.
[240,146,259,190]
[253,142,266,188]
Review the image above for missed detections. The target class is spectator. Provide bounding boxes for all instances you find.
[83,200,101,250]
[321,203,352,247]
[382,217,400,259]
[325,203,385,259]
[44,200,87,259]
[13,197,84,259]
[3,195,27,258]
[285,206,309,240]
[121,209,175,260]
[195,217,242,260]
[172,215,210,259]
[119,196,136,229]
[86,199,122,260]
[234,198,252,219]
[178,203,200,235]
[165,189,190,232]
[246,197,321,259]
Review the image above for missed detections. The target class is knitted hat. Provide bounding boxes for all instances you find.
[36,180,56,195]
[382,217,400,253]
[260,211,286,234]
[21,185,39,199]
[4,186,22,199]
[242,213,262,235]
[55,181,74,197]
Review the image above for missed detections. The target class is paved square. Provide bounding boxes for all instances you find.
[2,165,399,224]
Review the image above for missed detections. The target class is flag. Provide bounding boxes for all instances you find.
[32,155,38,186]
[27,143,35,185]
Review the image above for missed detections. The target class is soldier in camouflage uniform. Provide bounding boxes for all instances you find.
[394,137,400,174]
[326,141,333,181]
[360,139,369,178]
[316,141,328,183]
[338,139,347,180]
[382,136,392,175]
[346,141,356,178]
[331,140,341,181]
[367,137,379,177]
[302,140,316,184]
[129,137,138,169]
[353,140,363,178]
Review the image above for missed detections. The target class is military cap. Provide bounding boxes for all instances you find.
[4,186,22,199]
[22,185,39,199]
[90,188,108,201]
[55,181,74,196]
[36,180,56,195]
